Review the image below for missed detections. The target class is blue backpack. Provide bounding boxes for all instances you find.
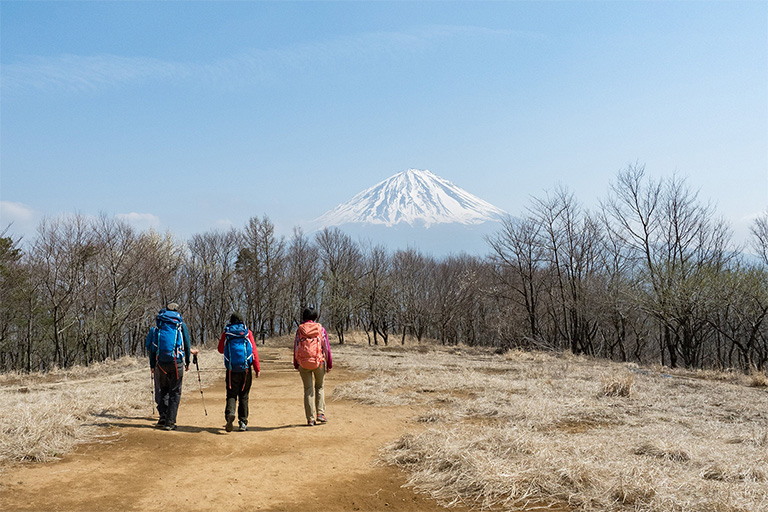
[224,323,253,371]
[153,310,184,364]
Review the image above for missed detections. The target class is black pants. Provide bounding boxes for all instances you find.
[155,361,184,426]
[225,369,252,425]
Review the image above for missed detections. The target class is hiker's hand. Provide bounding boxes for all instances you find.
[190,348,199,356]
[255,371,261,378]
[185,364,190,371]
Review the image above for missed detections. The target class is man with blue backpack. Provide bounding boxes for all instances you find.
[145,303,197,431]
[217,312,261,432]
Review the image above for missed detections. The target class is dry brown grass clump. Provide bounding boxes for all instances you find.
[332,342,768,512]
[633,440,691,462]
[600,373,635,397]
[748,371,768,388]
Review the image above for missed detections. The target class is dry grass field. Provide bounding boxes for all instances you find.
[1,334,767,512]
[331,338,768,512]
[0,349,220,465]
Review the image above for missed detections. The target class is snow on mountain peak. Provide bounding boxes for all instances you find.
[315,168,507,228]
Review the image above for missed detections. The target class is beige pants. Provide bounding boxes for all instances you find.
[299,366,325,422]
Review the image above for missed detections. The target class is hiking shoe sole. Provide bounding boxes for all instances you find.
[225,415,235,432]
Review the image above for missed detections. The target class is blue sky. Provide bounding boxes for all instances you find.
[1,1,766,246]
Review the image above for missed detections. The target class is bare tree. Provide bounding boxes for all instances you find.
[531,187,605,355]
[359,243,393,345]
[187,229,240,344]
[238,216,287,335]
[285,227,321,329]
[428,255,477,345]
[603,164,733,367]
[391,248,432,343]
[28,215,99,368]
[751,211,768,267]
[92,214,160,361]
[315,227,361,344]
[487,215,548,347]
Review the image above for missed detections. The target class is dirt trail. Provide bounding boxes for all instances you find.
[1,347,458,512]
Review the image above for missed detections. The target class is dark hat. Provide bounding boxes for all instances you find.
[229,312,244,325]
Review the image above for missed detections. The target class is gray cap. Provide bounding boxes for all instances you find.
[166,302,179,311]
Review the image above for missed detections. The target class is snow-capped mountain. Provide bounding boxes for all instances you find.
[316,169,507,228]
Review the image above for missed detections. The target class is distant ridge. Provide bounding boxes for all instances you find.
[315,168,506,228]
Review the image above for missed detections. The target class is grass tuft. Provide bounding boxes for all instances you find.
[634,440,691,462]
[600,373,635,397]
[748,371,768,388]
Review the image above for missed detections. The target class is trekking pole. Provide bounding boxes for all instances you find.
[193,353,208,416]
[150,369,156,415]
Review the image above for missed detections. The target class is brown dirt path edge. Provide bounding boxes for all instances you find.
[0,347,468,512]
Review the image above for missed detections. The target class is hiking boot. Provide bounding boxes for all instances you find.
[239,422,248,432]
[225,414,235,432]
[163,423,177,431]
[155,419,167,428]
[307,419,315,426]
[317,414,327,423]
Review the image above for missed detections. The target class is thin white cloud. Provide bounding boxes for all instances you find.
[2,25,532,93]
[116,212,161,232]
[2,54,193,92]
[1,200,37,222]
[741,210,768,223]
[0,201,40,239]
[214,219,234,230]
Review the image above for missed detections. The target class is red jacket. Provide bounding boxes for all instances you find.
[218,329,260,373]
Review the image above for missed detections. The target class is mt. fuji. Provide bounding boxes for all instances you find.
[316,169,507,228]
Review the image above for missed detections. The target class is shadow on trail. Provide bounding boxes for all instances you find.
[96,413,153,420]
[105,421,305,434]
[248,424,302,432]
[174,425,230,435]
[105,421,225,434]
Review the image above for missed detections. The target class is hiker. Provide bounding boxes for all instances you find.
[217,313,260,432]
[145,303,197,431]
[293,306,332,426]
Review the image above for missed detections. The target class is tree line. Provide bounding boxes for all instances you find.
[1,164,767,373]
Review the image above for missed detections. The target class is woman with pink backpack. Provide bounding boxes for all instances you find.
[293,306,332,426]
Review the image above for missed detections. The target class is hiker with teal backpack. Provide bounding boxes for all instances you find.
[294,306,332,426]
[217,313,260,432]
[145,303,197,431]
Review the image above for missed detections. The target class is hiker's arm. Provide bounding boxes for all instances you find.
[293,331,300,370]
[248,331,261,376]
[323,327,332,372]
[182,322,192,369]
[217,332,226,354]
[145,329,156,369]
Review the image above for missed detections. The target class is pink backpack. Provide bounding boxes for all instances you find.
[296,322,324,370]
